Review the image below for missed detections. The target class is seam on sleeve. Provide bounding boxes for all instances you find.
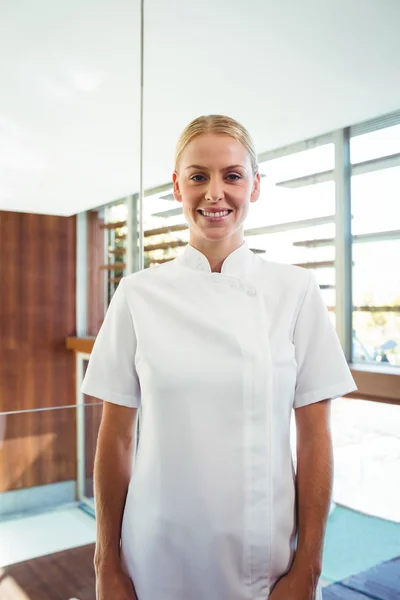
[292,269,313,342]
[81,382,141,408]
[294,380,358,409]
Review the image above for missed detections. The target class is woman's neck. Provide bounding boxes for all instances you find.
[189,235,245,273]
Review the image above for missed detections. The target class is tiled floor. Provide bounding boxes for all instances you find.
[0,505,96,568]
[2,543,399,600]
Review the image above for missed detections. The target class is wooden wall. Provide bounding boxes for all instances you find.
[0,211,76,492]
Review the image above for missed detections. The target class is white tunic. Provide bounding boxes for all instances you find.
[82,242,357,600]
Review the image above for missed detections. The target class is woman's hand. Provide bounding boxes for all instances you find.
[269,566,319,600]
[96,565,137,600]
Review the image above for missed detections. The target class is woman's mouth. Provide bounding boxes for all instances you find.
[197,209,233,222]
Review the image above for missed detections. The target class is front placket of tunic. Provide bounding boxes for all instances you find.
[218,273,273,600]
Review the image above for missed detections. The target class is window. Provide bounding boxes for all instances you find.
[351,125,400,165]
[252,149,336,321]
[352,239,400,366]
[259,143,334,182]
[351,124,400,367]
[143,188,188,268]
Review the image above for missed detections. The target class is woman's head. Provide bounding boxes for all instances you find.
[173,115,260,250]
[175,115,258,176]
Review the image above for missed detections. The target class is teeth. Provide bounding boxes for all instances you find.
[201,210,230,218]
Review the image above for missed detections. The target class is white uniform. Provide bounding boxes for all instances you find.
[82,242,357,600]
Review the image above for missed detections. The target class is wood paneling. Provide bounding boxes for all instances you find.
[0,408,76,491]
[87,211,105,336]
[0,211,76,492]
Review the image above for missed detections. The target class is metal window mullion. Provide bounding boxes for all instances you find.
[334,128,353,361]
[126,195,140,275]
[76,212,87,337]
[103,208,110,312]
[139,0,144,272]
[76,352,86,502]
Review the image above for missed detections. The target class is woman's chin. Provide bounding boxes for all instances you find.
[198,228,238,243]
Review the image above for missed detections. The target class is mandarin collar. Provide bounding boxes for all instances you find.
[178,242,254,279]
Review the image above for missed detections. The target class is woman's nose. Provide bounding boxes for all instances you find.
[205,177,224,202]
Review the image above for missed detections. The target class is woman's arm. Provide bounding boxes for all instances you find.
[270,399,332,599]
[293,399,333,579]
[93,401,138,583]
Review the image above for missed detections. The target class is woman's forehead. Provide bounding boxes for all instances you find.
[182,134,251,168]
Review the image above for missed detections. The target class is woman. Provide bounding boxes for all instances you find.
[82,115,357,600]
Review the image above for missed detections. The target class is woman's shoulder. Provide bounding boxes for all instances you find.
[253,255,310,293]
[122,259,178,290]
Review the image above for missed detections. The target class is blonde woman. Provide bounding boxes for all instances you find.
[82,115,357,600]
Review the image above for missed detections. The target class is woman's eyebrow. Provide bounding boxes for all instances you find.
[184,164,246,171]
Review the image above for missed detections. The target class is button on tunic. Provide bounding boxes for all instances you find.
[82,242,357,600]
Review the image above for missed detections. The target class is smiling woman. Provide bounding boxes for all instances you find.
[82,113,357,600]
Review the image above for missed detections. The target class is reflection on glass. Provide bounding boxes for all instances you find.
[0,405,99,519]
[351,166,400,235]
[350,125,400,164]
[0,406,98,567]
[352,240,400,366]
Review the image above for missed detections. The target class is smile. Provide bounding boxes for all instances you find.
[198,209,233,219]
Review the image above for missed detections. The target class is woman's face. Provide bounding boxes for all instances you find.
[173,133,260,246]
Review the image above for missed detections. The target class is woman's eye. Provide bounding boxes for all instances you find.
[190,174,206,182]
[226,173,241,181]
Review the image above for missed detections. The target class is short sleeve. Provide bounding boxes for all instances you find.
[81,278,141,408]
[293,271,357,409]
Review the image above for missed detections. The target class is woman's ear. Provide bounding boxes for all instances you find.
[172,172,182,203]
[250,172,261,204]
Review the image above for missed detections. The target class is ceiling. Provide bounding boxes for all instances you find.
[1,0,399,216]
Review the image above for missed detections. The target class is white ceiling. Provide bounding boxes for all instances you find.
[1,0,400,216]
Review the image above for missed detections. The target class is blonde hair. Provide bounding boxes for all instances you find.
[175,114,258,175]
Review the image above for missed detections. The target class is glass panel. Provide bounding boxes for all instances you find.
[351,124,400,164]
[246,223,335,267]
[331,398,400,522]
[247,180,335,229]
[144,188,188,269]
[0,407,96,566]
[259,143,334,182]
[352,240,400,366]
[351,166,400,235]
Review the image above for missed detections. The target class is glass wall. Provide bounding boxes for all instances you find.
[0,0,142,574]
[252,142,336,323]
[97,112,400,370]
